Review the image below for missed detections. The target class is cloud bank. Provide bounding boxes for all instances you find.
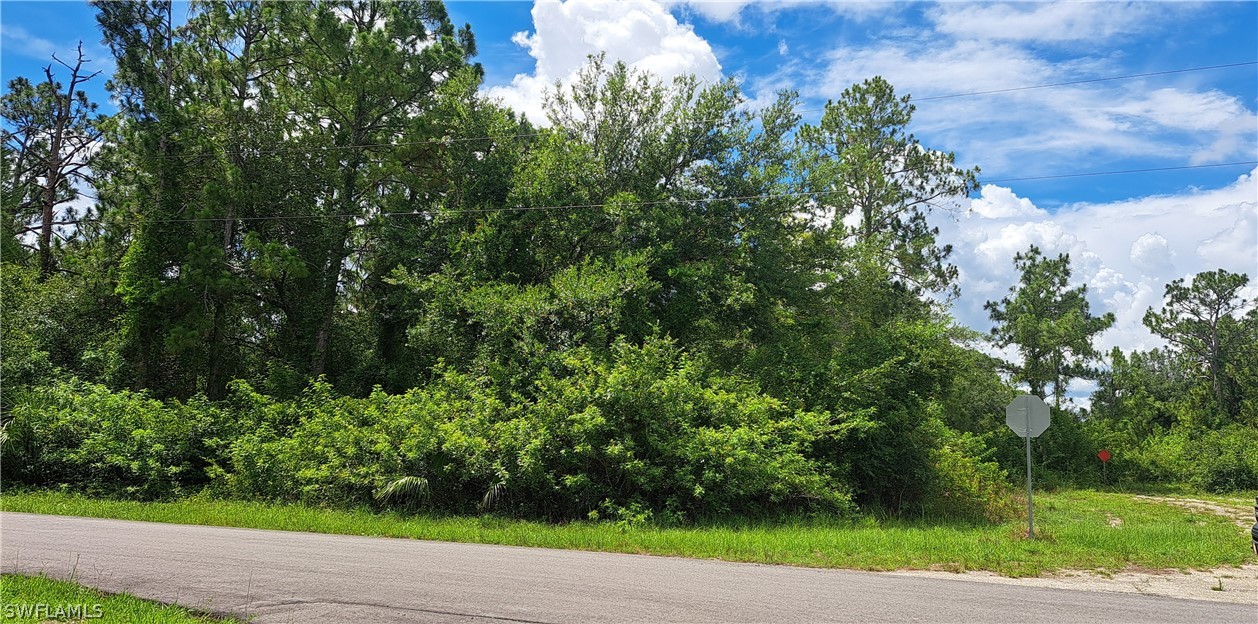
[938,168,1258,358]
[485,0,721,125]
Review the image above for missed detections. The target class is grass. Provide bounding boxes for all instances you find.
[2,489,1254,578]
[0,574,241,623]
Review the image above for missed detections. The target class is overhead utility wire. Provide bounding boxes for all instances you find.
[125,189,834,224]
[981,161,1258,184]
[915,61,1257,101]
[105,160,1258,225]
[111,61,1257,162]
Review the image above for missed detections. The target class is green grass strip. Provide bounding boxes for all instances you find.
[0,574,241,623]
[3,489,1254,577]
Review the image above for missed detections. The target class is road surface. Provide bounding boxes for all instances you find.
[1,512,1252,623]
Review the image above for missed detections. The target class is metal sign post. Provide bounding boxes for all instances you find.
[1025,431,1033,536]
[1006,395,1050,539]
[1098,449,1111,484]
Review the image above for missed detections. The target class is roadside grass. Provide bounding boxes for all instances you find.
[0,574,242,623]
[2,489,1253,577]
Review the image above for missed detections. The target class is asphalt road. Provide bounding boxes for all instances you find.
[1,512,1252,623]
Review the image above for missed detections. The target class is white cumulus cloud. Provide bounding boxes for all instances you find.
[938,168,1258,356]
[485,0,722,125]
[1129,233,1174,277]
[968,184,1047,219]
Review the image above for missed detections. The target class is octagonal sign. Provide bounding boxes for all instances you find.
[1006,394,1050,438]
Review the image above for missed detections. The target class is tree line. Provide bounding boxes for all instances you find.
[2,1,1254,521]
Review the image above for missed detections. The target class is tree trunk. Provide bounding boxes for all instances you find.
[205,295,230,401]
[312,103,366,377]
[38,173,56,280]
[38,100,67,281]
[207,212,237,399]
[311,155,360,378]
[311,225,348,378]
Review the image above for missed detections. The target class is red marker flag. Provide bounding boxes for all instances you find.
[1098,449,1111,463]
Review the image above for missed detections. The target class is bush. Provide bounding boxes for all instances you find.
[920,424,1021,522]
[506,338,853,522]
[808,318,1016,516]
[8,336,1036,523]
[2,380,233,499]
[1124,425,1258,492]
[216,380,450,507]
[1127,428,1190,485]
[218,338,854,521]
[1183,426,1258,492]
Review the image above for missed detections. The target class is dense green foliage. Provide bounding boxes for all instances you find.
[1084,270,1258,491]
[2,1,1253,527]
[4,336,1020,523]
[964,247,1256,493]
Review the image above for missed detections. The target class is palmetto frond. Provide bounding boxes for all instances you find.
[480,482,505,512]
[375,476,430,505]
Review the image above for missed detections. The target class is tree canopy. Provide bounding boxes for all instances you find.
[985,246,1115,406]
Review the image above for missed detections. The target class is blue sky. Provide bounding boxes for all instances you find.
[3,1,1256,401]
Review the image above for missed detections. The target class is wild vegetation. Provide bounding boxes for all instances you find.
[2,1,1255,528]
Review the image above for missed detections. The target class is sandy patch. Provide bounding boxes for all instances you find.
[888,495,1258,604]
[1133,495,1254,529]
[887,564,1258,605]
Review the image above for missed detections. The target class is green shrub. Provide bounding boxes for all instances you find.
[1183,425,1258,492]
[506,338,853,522]
[217,337,855,521]
[920,426,1021,523]
[1127,428,1190,485]
[216,381,445,507]
[9,335,1041,522]
[3,380,232,499]
[1122,425,1258,492]
[809,318,1007,515]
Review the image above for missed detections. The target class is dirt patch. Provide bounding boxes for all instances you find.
[887,564,1258,605]
[1133,495,1253,528]
[888,495,1258,604]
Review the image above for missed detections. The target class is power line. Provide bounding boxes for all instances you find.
[118,189,833,224]
[981,161,1258,184]
[915,61,1257,101]
[83,160,1257,225]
